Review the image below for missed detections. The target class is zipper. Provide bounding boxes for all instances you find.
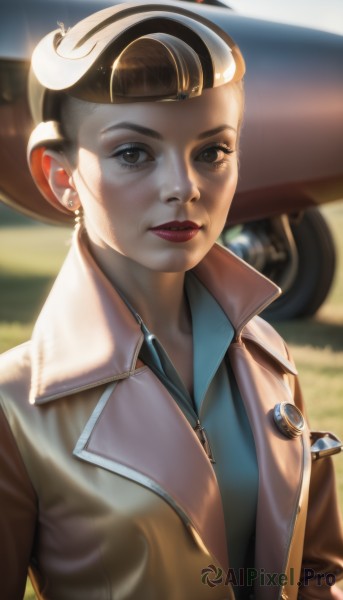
[194,420,216,463]
[126,304,216,466]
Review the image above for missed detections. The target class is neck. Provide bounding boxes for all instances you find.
[87,238,191,337]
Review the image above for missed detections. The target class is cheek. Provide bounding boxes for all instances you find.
[209,163,238,206]
[73,150,104,205]
[98,163,154,211]
[206,166,238,233]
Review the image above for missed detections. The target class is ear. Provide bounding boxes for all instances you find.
[41,150,81,212]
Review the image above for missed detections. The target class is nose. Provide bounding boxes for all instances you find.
[159,153,200,204]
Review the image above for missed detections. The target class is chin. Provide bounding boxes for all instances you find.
[148,250,210,274]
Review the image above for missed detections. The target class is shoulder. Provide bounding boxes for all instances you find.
[241,315,297,375]
[243,315,287,354]
[0,341,32,383]
[0,342,32,413]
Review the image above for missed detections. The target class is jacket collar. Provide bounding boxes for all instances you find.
[30,225,285,404]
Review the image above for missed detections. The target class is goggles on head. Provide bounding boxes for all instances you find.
[27,1,245,222]
[29,2,245,122]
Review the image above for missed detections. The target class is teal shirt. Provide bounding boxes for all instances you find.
[131,273,258,596]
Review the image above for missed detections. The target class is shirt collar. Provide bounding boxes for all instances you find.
[185,272,234,411]
[132,273,234,417]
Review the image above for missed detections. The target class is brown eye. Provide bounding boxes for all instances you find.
[122,149,141,164]
[199,148,221,163]
[112,144,153,168]
[197,144,233,164]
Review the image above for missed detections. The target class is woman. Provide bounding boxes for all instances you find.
[0,3,342,599]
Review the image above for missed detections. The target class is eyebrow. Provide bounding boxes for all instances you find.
[101,122,236,140]
[101,122,163,139]
[197,125,237,139]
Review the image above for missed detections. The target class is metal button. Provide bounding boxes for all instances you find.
[273,402,305,438]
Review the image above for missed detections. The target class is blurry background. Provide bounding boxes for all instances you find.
[227,0,343,35]
[0,0,342,597]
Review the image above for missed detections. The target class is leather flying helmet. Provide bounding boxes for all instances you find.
[27,1,245,223]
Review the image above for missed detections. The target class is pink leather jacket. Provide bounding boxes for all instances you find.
[0,226,342,600]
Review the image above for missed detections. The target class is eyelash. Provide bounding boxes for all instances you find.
[111,142,234,170]
[111,144,152,169]
[197,144,234,167]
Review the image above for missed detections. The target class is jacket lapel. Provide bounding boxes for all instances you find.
[193,242,281,337]
[73,366,229,571]
[196,245,310,597]
[229,336,309,600]
[29,228,144,405]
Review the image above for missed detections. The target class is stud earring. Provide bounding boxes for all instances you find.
[67,199,74,209]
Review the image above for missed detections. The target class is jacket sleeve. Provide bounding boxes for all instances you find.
[0,404,37,599]
[290,367,343,599]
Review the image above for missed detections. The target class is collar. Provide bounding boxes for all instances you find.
[186,272,235,412]
[30,225,292,404]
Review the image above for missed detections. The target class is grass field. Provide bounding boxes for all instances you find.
[0,203,342,598]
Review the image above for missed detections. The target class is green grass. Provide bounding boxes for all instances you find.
[0,203,342,597]
[0,222,72,352]
[272,202,343,503]
[23,579,36,600]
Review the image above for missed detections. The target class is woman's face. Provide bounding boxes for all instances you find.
[69,83,241,274]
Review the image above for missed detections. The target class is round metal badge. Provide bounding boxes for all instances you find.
[273,402,305,438]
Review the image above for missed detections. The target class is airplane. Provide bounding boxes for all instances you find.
[1,0,342,319]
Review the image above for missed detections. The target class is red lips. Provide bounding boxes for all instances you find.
[149,221,202,243]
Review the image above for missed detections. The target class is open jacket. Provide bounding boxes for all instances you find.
[0,226,342,600]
